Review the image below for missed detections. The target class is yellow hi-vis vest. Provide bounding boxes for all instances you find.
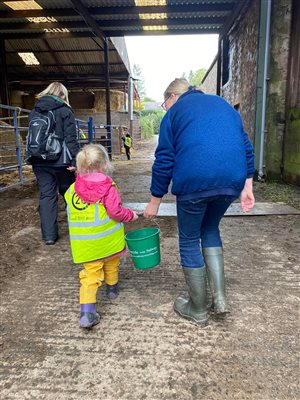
[124,136,132,147]
[64,183,125,264]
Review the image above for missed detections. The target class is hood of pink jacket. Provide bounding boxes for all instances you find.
[74,172,113,203]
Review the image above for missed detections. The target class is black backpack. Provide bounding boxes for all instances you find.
[26,109,62,160]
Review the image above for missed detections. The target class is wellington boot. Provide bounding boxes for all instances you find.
[80,304,101,328]
[174,267,208,326]
[203,247,230,314]
[106,283,119,300]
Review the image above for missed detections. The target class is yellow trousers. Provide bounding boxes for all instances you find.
[79,257,120,304]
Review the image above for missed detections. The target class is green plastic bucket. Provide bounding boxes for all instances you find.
[125,227,160,270]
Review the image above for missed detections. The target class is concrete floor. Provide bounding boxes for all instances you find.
[0,138,299,400]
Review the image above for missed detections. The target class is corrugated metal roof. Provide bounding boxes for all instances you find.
[0,0,245,92]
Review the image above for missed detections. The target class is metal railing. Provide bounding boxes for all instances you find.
[0,104,30,191]
[0,105,116,192]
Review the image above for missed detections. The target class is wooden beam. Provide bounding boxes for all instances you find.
[0,3,236,19]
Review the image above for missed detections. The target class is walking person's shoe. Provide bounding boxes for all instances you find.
[106,283,119,300]
[80,303,101,328]
[203,247,230,314]
[174,266,208,327]
[45,240,56,245]
[44,236,59,245]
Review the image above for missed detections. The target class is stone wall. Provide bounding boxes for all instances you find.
[201,60,217,95]
[221,0,259,141]
[283,108,300,185]
[282,0,300,185]
[265,0,294,180]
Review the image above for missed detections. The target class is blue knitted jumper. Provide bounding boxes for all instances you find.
[151,90,255,200]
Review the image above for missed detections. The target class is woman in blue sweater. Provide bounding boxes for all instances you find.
[144,78,255,327]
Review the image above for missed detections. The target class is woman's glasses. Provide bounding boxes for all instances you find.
[161,95,171,110]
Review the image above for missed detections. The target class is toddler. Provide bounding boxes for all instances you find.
[65,144,138,328]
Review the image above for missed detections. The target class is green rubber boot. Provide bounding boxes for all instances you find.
[203,247,230,314]
[174,266,208,326]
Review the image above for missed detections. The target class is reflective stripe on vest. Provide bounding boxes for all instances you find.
[70,219,123,240]
[65,183,125,264]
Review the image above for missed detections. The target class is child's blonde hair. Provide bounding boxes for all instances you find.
[76,144,112,174]
[37,82,70,106]
[164,78,202,99]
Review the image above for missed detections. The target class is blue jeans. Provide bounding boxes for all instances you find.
[176,195,237,268]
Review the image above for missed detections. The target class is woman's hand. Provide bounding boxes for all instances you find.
[67,166,76,172]
[144,196,162,219]
[240,178,255,212]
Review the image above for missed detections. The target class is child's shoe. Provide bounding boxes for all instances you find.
[80,304,101,328]
[106,283,119,300]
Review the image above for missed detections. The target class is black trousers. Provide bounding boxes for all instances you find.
[124,145,131,160]
[32,166,75,241]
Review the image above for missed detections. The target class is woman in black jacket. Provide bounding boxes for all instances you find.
[28,82,80,245]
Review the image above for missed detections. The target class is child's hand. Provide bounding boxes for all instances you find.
[131,211,139,221]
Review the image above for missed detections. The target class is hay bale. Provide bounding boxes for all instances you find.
[23,94,36,110]
[10,91,25,108]
[94,90,125,112]
[69,92,94,109]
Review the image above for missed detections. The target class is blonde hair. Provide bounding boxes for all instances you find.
[37,82,70,106]
[76,144,112,174]
[164,78,202,99]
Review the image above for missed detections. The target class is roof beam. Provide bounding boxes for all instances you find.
[69,0,106,45]
[9,78,128,85]
[100,28,222,37]
[0,27,221,40]
[8,72,129,80]
[9,82,128,91]
[42,39,65,76]
[0,16,226,31]
[0,3,236,19]
[7,49,117,54]
[219,0,251,38]
[0,31,95,40]
[9,62,124,67]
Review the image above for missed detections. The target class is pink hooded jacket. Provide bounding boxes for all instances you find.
[74,172,133,222]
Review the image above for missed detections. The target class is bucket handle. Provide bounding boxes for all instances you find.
[137,212,160,229]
